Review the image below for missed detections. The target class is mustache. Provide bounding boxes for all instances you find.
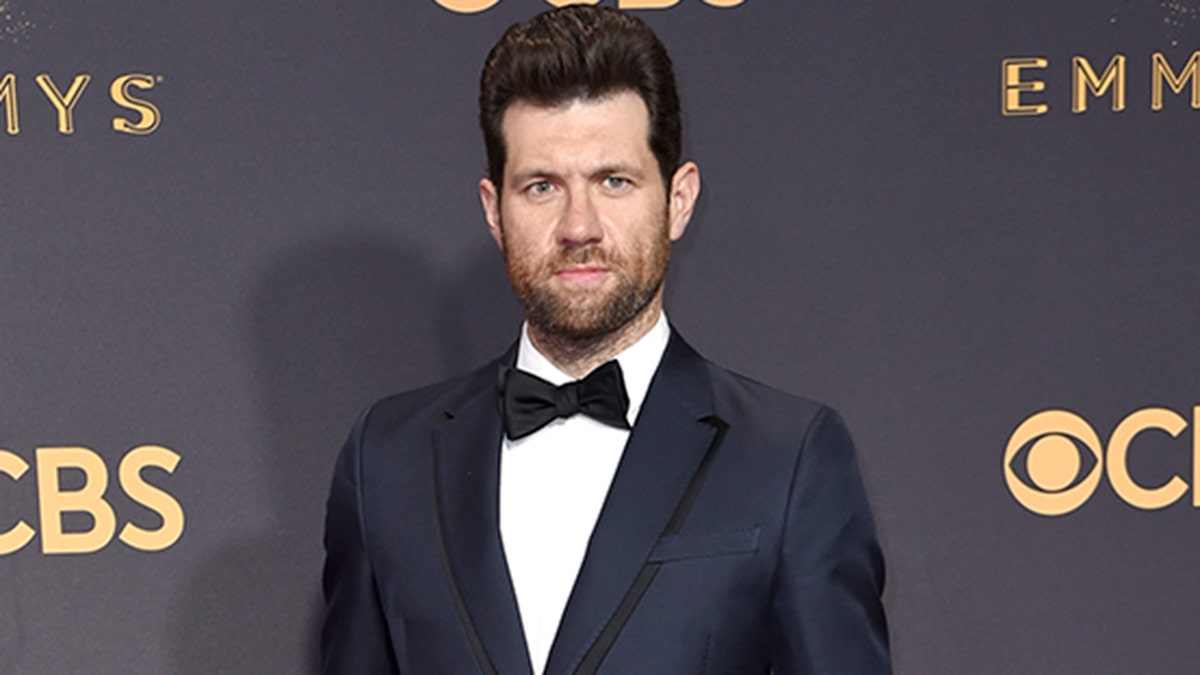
[551,246,616,267]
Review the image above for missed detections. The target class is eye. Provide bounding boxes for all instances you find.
[602,176,631,191]
[1009,432,1096,492]
[1003,409,1104,516]
[521,180,554,198]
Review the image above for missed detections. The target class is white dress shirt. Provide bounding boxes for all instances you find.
[499,312,670,675]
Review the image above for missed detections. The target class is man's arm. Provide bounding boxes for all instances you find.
[322,411,401,674]
[769,407,891,673]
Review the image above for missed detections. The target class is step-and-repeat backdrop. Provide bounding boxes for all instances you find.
[2,1,1198,672]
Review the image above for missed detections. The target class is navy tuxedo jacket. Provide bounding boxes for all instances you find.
[322,332,890,674]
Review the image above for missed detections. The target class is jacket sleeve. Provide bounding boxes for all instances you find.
[321,410,402,674]
[769,407,891,674]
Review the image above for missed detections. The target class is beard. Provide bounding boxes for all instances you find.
[502,227,670,341]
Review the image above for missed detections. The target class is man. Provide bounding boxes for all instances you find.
[322,6,889,674]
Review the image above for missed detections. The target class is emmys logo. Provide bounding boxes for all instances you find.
[1004,407,1199,516]
[436,0,744,14]
[0,445,184,555]
[1001,51,1200,115]
[0,72,162,136]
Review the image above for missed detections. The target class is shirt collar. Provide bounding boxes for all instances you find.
[516,312,670,426]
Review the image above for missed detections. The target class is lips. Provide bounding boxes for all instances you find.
[554,265,609,284]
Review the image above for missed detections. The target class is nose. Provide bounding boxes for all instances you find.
[556,187,603,248]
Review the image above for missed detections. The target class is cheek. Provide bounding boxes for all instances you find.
[502,229,542,262]
[626,210,671,254]
[500,204,557,248]
[499,221,547,269]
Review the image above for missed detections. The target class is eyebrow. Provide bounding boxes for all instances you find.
[509,163,647,186]
[591,163,646,181]
[508,168,558,186]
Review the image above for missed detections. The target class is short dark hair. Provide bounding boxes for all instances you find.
[479,5,682,190]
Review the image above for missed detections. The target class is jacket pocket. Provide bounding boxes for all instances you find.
[648,526,761,563]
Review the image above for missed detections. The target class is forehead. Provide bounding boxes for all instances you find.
[500,91,654,175]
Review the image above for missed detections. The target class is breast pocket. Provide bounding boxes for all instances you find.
[647,526,761,563]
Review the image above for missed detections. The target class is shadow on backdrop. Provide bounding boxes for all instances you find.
[170,233,452,673]
[436,239,524,371]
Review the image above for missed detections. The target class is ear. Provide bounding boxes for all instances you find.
[479,177,504,250]
[667,161,700,241]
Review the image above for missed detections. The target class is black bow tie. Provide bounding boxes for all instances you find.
[498,360,632,440]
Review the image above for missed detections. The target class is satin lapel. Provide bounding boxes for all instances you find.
[543,334,726,675]
[432,357,533,675]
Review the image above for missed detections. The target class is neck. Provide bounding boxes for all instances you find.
[527,296,663,379]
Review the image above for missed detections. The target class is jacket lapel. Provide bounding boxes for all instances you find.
[543,334,726,675]
[432,350,534,675]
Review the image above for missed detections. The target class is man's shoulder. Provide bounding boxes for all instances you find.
[686,355,860,473]
[680,344,839,445]
[704,359,828,418]
[357,352,507,437]
[665,329,819,411]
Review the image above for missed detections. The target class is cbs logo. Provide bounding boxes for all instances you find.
[0,445,184,555]
[1004,407,1199,516]
[436,0,744,14]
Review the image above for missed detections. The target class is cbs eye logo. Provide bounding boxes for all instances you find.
[1004,407,1199,516]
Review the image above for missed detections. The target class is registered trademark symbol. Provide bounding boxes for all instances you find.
[156,75,164,83]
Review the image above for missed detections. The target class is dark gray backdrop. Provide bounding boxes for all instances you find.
[2,0,1198,672]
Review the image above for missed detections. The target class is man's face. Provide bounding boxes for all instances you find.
[479,91,699,340]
